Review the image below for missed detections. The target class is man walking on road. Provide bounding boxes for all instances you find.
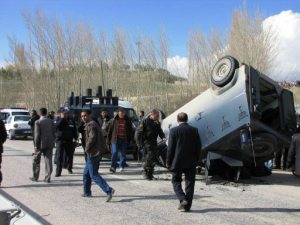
[31,108,55,183]
[135,109,166,180]
[0,119,7,186]
[55,108,78,176]
[107,108,132,173]
[167,112,201,212]
[81,110,115,202]
[28,110,40,146]
[287,127,300,176]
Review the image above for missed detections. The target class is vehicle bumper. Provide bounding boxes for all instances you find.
[10,129,32,137]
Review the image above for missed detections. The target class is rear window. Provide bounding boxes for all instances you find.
[14,116,31,122]
[12,112,30,116]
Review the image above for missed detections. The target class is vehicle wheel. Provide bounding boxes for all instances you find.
[211,56,239,87]
[9,130,15,140]
[251,133,278,158]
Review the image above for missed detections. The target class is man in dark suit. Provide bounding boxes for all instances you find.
[31,108,56,183]
[167,112,201,212]
[0,119,7,186]
[287,127,300,176]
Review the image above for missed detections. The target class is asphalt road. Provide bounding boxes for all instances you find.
[1,140,300,225]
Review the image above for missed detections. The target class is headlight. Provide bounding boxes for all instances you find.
[14,124,18,128]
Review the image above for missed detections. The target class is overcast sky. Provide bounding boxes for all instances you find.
[1,0,300,81]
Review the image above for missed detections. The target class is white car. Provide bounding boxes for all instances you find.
[0,108,30,123]
[5,115,32,140]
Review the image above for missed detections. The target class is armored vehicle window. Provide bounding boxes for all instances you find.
[259,78,280,130]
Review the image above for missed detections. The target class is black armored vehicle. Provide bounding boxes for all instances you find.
[64,86,139,159]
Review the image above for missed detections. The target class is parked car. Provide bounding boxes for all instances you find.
[160,56,297,180]
[5,115,32,140]
[0,108,30,123]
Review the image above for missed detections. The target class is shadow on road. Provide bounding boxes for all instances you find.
[190,207,300,213]
[111,194,210,203]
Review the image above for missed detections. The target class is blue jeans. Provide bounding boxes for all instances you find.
[111,138,128,169]
[83,154,111,195]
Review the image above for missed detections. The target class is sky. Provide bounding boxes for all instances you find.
[1,0,300,80]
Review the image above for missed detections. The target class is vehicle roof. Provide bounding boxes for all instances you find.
[118,100,134,109]
[1,108,29,112]
[89,99,133,109]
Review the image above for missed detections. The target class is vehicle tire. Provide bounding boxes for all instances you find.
[211,56,239,87]
[9,130,15,140]
[251,133,278,158]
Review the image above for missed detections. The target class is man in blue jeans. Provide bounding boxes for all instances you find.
[81,110,115,202]
[107,108,132,173]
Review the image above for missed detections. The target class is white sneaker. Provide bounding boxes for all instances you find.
[119,168,124,172]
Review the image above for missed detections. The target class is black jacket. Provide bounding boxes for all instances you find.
[287,133,300,175]
[167,123,201,171]
[135,117,165,147]
[56,117,78,142]
[0,120,7,153]
[28,115,40,131]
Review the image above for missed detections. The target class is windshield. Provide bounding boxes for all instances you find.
[14,116,31,122]
[0,112,9,121]
[12,112,30,116]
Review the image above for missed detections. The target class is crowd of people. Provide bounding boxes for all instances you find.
[0,106,300,211]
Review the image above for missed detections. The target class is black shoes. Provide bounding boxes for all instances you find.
[68,169,73,174]
[55,174,61,177]
[106,188,115,202]
[29,177,38,182]
[81,193,92,198]
[178,200,188,212]
[109,167,116,173]
[43,179,50,183]
[143,171,154,180]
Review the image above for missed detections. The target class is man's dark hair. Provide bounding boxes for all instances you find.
[101,108,108,112]
[177,112,188,123]
[151,109,159,114]
[140,110,145,114]
[82,109,92,115]
[118,108,125,112]
[40,108,47,116]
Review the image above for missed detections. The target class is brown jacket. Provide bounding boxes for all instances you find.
[85,120,107,157]
[107,115,132,144]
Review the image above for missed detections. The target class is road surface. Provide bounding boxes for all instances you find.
[1,140,300,225]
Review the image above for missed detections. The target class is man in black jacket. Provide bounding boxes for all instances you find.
[167,112,201,212]
[28,110,40,146]
[0,119,7,186]
[55,109,78,176]
[135,109,166,180]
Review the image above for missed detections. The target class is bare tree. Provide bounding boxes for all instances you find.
[227,7,278,74]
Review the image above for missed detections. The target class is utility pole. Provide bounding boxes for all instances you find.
[136,41,142,111]
[100,60,105,91]
[136,41,142,66]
